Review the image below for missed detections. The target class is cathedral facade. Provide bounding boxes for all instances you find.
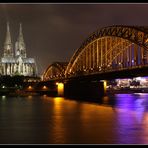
[0,22,38,76]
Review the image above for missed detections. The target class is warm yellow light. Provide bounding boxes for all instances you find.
[54,97,64,105]
[56,82,59,85]
[103,80,107,94]
[28,86,33,90]
[57,83,64,96]
[42,85,48,90]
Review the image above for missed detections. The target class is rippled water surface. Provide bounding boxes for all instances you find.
[0,93,148,144]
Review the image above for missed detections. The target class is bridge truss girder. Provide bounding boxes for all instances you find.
[65,36,148,78]
[44,26,148,80]
[42,62,67,80]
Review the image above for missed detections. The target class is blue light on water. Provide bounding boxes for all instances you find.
[114,93,148,144]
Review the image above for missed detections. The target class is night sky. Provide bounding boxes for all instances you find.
[0,3,148,75]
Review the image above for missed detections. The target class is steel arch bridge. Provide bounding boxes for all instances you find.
[42,62,68,80]
[43,25,148,80]
[65,25,148,78]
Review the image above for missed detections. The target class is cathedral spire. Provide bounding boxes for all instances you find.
[18,23,24,43]
[15,23,26,58]
[3,22,13,57]
[5,22,11,44]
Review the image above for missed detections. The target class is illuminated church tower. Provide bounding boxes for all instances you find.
[15,23,26,58]
[0,22,38,76]
[3,22,13,58]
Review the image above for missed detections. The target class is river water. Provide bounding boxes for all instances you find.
[0,93,148,144]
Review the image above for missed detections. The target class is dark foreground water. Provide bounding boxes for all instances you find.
[0,93,148,144]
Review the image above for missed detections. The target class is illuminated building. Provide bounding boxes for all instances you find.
[0,22,37,76]
[116,78,131,88]
[110,77,148,89]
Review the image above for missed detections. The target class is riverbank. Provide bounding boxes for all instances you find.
[0,87,148,99]
[0,88,58,97]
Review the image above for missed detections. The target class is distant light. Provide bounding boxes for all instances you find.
[2,95,6,99]
[134,93,145,95]
[28,86,32,90]
[2,86,5,88]
[56,82,59,85]
[2,95,6,100]
[43,94,47,98]
[135,77,142,81]
[42,85,48,90]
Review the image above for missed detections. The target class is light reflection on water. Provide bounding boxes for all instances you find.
[0,94,148,144]
[109,93,148,144]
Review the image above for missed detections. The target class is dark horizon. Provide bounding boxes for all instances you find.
[0,4,148,75]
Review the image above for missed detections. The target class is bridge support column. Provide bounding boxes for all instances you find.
[64,80,105,100]
[102,80,107,95]
[57,82,64,97]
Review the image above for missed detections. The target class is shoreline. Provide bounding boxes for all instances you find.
[0,88,148,97]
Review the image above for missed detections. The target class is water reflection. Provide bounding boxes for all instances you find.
[79,102,116,143]
[1,96,6,103]
[102,95,116,108]
[102,96,109,105]
[112,93,148,144]
[54,98,72,141]
[2,95,6,100]
[0,94,148,144]
[27,95,33,99]
[51,97,65,143]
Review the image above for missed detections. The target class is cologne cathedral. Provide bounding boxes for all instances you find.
[0,22,37,76]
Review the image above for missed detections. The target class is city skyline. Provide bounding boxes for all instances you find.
[0,4,148,75]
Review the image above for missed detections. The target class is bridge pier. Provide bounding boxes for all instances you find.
[57,82,64,96]
[63,80,105,100]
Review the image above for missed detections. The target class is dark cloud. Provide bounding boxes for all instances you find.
[0,4,147,75]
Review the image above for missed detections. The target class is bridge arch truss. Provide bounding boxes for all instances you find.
[65,25,148,77]
[42,62,68,81]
